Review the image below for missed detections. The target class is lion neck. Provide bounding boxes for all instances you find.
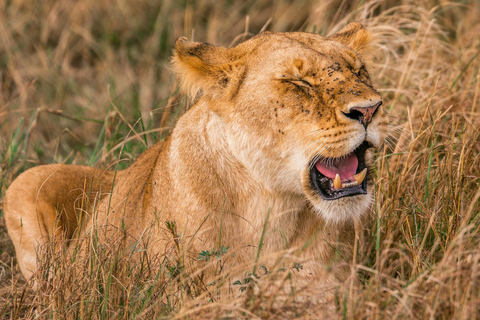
[167,100,308,241]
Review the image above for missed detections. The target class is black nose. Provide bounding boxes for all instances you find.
[343,101,382,129]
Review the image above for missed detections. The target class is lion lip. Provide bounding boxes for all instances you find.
[309,141,370,200]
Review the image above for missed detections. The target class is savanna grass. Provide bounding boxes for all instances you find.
[1,0,479,318]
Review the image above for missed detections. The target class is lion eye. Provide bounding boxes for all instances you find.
[290,79,313,88]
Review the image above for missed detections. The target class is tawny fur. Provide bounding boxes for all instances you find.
[4,23,388,299]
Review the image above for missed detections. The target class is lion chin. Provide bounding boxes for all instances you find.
[4,22,388,300]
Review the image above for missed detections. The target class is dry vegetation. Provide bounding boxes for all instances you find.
[1,0,480,318]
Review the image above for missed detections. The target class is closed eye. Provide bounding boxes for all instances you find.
[275,75,314,90]
[288,79,313,89]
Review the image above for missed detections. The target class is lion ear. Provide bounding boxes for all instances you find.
[172,37,246,101]
[329,23,374,57]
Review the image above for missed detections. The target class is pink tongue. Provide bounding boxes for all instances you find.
[315,153,358,180]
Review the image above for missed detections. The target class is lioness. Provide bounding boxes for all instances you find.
[5,23,387,297]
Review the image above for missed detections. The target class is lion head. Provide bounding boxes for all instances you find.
[172,23,388,223]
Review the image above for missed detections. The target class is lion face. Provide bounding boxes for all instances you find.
[173,23,388,223]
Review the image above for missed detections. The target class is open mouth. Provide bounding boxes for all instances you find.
[310,141,371,200]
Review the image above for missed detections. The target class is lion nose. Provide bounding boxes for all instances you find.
[343,101,382,129]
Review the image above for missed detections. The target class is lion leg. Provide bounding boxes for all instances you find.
[4,164,114,280]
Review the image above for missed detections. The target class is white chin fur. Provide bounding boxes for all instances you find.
[312,192,373,224]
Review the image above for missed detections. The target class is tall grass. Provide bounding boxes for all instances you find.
[1,0,479,318]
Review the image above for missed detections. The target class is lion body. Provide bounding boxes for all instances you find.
[4,23,387,294]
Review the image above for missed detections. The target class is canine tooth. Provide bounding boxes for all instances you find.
[353,168,367,184]
[334,174,342,189]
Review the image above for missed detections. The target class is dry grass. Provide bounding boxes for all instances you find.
[1,0,480,318]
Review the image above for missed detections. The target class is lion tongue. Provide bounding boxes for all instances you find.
[315,152,358,181]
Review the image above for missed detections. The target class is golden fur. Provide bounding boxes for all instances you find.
[5,23,388,294]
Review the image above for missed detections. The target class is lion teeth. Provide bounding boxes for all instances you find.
[342,181,359,188]
[333,169,366,190]
[353,168,367,184]
[333,174,342,189]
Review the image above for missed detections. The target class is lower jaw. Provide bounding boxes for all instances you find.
[309,169,368,200]
[310,191,373,224]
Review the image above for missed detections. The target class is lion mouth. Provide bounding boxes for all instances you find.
[310,141,370,200]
